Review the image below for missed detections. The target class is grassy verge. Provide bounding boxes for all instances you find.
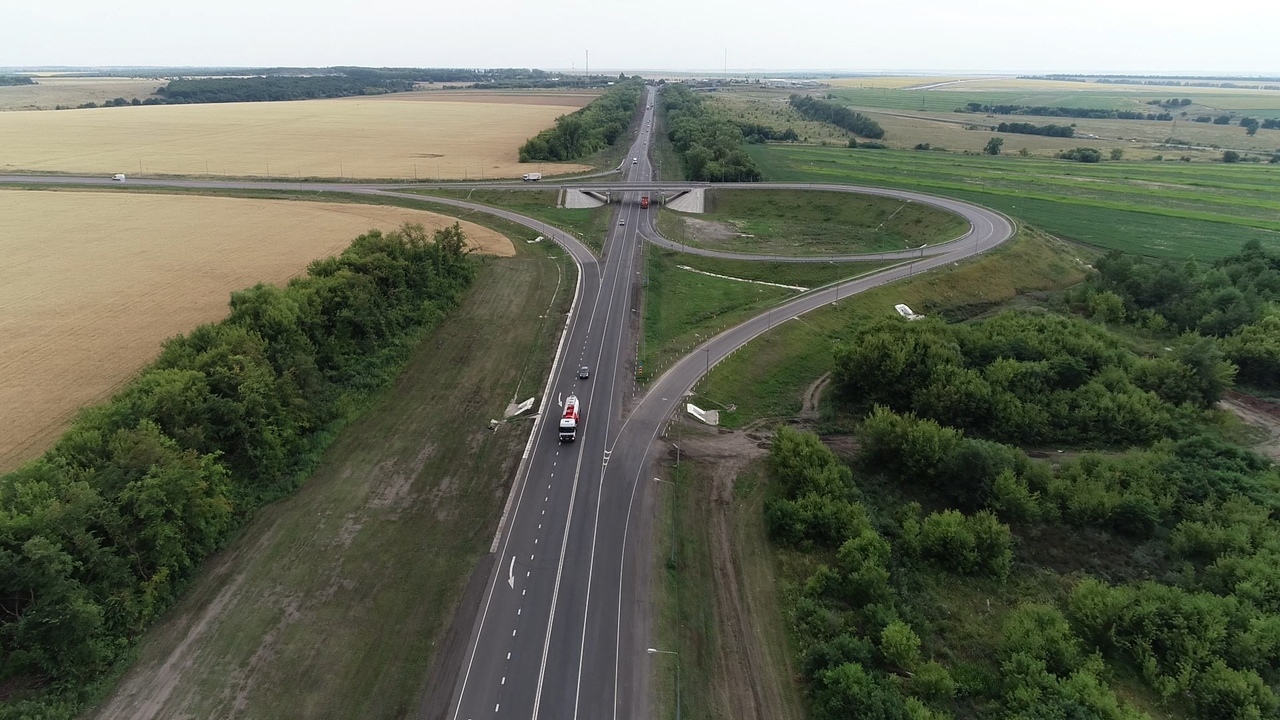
[747,143,1280,259]
[696,228,1092,427]
[652,425,806,720]
[652,98,685,181]
[640,247,887,381]
[87,230,575,719]
[411,188,613,254]
[656,189,967,256]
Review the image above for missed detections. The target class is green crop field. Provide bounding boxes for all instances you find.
[748,143,1280,260]
[827,85,1280,118]
[657,189,967,256]
[90,221,574,720]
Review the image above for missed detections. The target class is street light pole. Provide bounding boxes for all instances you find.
[647,648,681,720]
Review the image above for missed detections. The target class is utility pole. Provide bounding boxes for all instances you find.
[586,50,589,86]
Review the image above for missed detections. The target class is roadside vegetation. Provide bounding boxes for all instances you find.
[678,216,1280,720]
[662,84,763,181]
[656,189,966,256]
[519,78,644,162]
[0,75,34,87]
[86,234,573,719]
[0,223,477,717]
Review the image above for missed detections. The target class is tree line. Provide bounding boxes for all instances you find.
[996,121,1075,137]
[0,75,35,86]
[156,75,417,103]
[661,84,763,182]
[0,223,476,715]
[964,102,1174,121]
[736,121,799,143]
[518,79,644,162]
[788,94,885,139]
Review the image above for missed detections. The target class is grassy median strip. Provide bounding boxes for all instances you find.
[640,248,888,382]
[88,234,574,719]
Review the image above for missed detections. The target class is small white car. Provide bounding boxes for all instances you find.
[632,158,638,164]
[619,218,626,226]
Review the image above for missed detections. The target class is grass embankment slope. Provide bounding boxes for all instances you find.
[0,189,511,474]
[655,230,1092,720]
[657,188,967,255]
[748,143,1280,259]
[89,225,573,719]
[0,91,594,179]
[641,249,890,381]
[413,188,613,254]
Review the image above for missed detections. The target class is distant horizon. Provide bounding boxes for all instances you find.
[4,66,1280,79]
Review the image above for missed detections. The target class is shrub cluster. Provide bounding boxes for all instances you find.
[519,79,644,162]
[788,94,885,139]
[832,312,1220,447]
[996,121,1075,138]
[0,224,476,702]
[662,84,762,181]
[1056,147,1104,162]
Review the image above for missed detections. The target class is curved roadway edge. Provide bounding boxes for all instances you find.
[580,200,1015,720]
[0,171,1013,719]
[639,182,991,263]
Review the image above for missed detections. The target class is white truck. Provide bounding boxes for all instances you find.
[111,174,126,182]
[559,395,581,442]
[522,172,542,182]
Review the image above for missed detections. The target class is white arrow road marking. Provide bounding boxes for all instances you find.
[507,556,516,589]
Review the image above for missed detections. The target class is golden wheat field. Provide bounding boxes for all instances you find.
[0,189,514,472]
[0,91,594,179]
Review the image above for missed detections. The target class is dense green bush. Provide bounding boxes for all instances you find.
[834,312,1218,447]
[0,223,475,706]
[662,84,763,181]
[519,79,643,161]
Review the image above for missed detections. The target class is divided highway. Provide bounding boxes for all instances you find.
[0,89,1014,720]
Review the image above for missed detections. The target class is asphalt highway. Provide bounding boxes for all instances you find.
[0,89,1015,720]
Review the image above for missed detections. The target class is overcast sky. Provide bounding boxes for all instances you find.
[4,0,1277,75]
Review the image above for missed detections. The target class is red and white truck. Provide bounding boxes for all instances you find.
[559,395,581,442]
[640,196,650,209]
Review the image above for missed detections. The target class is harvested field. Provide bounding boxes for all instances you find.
[0,189,513,472]
[0,75,165,111]
[0,91,595,179]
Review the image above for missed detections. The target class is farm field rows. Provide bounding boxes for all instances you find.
[747,143,1280,259]
[0,189,512,472]
[0,91,595,179]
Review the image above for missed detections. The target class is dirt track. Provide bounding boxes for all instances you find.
[677,428,801,720]
[1221,391,1280,463]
